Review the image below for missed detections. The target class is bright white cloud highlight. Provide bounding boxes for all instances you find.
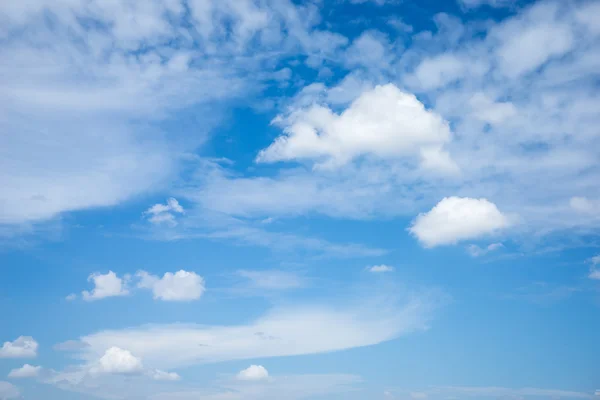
[410,197,510,247]
[7,364,41,378]
[137,270,205,301]
[258,84,455,171]
[0,337,38,358]
[82,271,129,301]
[237,365,269,381]
[92,347,143,375]
[368,265,394,273]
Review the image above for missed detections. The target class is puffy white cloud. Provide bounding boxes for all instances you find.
[82,271,129,301]
[137,270,205,301]
[368,265,394,273]
[257,84,455,172]
[0,381,19,400]
[92,347,143,375]
[145,198,185,227]
[237,365,269,381]
[0,336,38,358]
[7,364,41,378]
[151,369,181,381]
[409,197,510,247]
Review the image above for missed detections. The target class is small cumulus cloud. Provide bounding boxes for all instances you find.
[137,270,205,301]
[0,337,38,358]
[82,271,129,301]
[151,369,181,381]
[368,265,394,273]
[91,347,143,375]
[8,364,41,378]
[237,365,269,381]
[409,197,511,247]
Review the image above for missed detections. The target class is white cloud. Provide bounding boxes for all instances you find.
[589,255,600,280]
[570,197,599,214]
[65,290,439,370]
[0,0,348,231]
[0,382,19,400]
[92,347,143,375]
[151,369,181,381]
[65,293,77,301]
[408,53,488,91]
[82,271,129,301]
[137,270,205,301]
[466,243,504,257]
[409,197,511,247]
[237,365,269,381]
[368,265,394,273]
[0,336,38,358]
[492,2,574,78]
[145,198,185,227]
[343,31,393,71]
[468,93,517,124]
[257,84,455,172]
[7,364,41,378]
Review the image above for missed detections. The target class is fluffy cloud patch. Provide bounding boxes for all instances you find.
[92,347,143,375]
[82,271,129,301]
[368,265,394,273]
[257,84,455,172]
[145,198,185,227]
[137,270,205,301]
[151,369,181,381]
[7,364,41,378]
[67,290,439,370]
[0,382,19,400]
[409,197,511,247]
[0,336,38,358]
[237,365,269,381]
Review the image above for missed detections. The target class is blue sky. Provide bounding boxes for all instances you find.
[0,0,599,399]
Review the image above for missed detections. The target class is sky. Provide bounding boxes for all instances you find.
[0,0,599,399]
